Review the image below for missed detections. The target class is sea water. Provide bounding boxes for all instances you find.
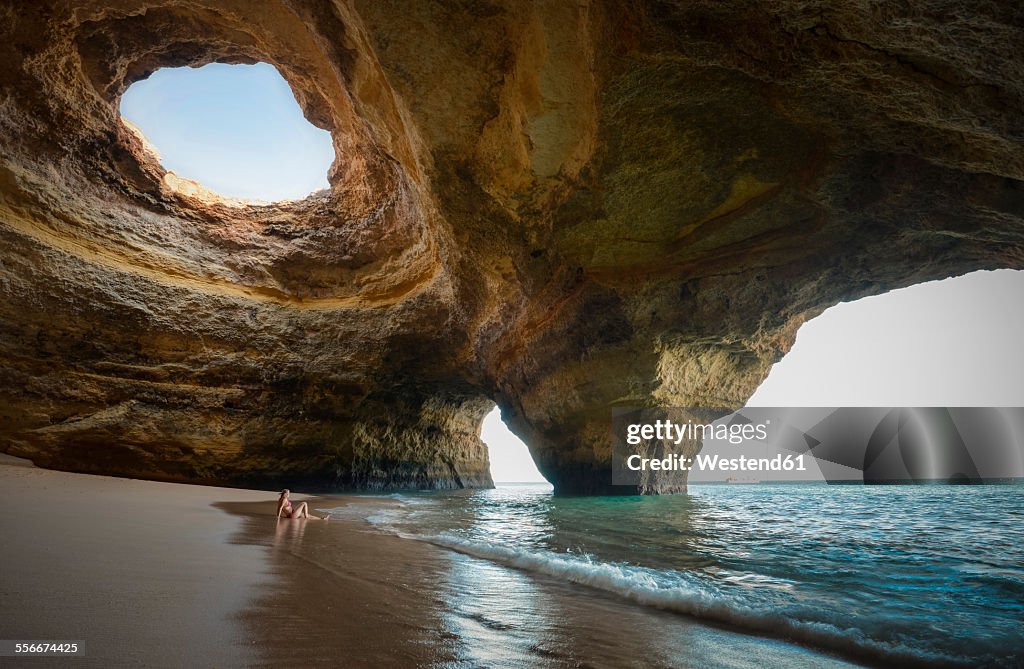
[363,482,1024,667]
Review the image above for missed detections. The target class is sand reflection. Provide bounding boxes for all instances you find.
[273,515,308,546]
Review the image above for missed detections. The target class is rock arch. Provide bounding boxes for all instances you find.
[1,1,1022,494]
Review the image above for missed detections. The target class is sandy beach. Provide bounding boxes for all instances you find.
[1,455,864,668]
[0,454,452,668]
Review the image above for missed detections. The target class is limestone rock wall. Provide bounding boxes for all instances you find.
[1,0,1022,493]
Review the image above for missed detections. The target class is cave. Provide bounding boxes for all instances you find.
[1,1,1022,495]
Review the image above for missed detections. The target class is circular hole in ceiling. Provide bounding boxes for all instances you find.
[119,62,335,203]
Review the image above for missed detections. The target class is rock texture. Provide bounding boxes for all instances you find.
[1,1,1022,494]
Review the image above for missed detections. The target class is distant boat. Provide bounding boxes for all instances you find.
[726,477,760,484]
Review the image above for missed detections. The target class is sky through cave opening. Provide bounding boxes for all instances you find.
[119,62,334,202]
[748,269,1024,406]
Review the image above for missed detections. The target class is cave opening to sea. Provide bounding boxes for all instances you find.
[480,406,549,485]
[748,269,1024,406]
[119,62,335,202]
[479,270,1024,486]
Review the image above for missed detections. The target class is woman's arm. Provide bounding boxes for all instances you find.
[276,497,285,518]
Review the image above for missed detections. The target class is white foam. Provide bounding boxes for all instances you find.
[376,525,976,668]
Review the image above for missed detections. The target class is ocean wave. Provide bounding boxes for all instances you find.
[373,522,986,668]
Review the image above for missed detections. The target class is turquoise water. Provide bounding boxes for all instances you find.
[365,483,1024,667]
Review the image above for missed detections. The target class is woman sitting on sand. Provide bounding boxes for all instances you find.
[276,489,328,520]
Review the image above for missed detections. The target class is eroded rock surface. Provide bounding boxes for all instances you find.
[1,1,1022,493]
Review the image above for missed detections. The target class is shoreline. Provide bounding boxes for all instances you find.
[1,456,865,668]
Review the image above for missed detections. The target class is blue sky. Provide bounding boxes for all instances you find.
[119,64,1023,483]
[120,62,334,201]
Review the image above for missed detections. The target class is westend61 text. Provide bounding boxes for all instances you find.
[626,453,807,472]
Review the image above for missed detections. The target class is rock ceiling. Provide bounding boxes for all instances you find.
[1,1,1021,493]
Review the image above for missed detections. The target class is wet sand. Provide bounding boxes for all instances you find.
[0,455,863,668]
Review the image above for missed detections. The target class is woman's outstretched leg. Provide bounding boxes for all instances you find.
[294,501,328,520]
